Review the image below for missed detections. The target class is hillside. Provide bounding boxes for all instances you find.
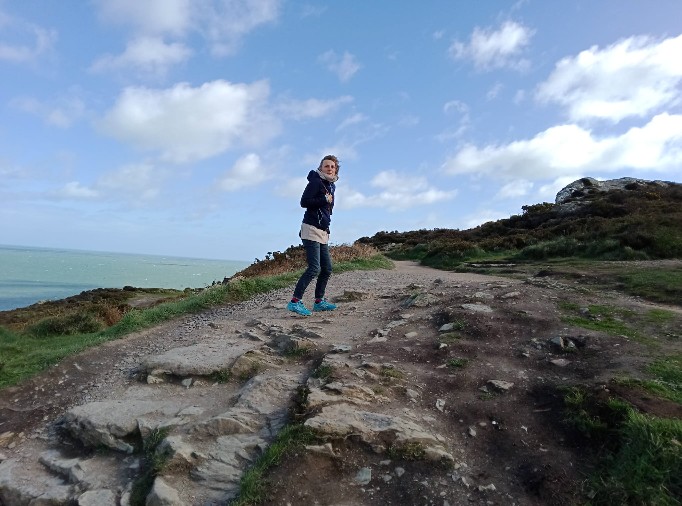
[358,177,682,268]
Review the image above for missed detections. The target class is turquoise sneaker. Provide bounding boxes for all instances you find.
[313,299,337,312]
[287,300,311,316]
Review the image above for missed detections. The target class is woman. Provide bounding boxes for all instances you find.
[287,155,340,316]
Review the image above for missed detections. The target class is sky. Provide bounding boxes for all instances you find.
[1,1,681,262]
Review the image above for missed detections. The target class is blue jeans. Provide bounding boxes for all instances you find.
[293,239,332,300]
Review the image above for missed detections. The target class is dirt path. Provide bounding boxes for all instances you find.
[1,261,680,505]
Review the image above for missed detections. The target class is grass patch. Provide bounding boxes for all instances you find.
[559,302,681,345]
[438,332,463,342]
[380,366,404,381]
[210,369,232,383]
[130,427,171,506]
[449,319,467,330]
[562,387,682,505]
[618,267,682,305]
[560,304,641,341]
[237,363,263,382]
[283,346,312,359]
[616,355,682,404]
[644,309,677,324]
[230,424,319,506]
[312,364,332,380]
[447,358,469,368]
[388,441,426,461]
[0,252,391,390]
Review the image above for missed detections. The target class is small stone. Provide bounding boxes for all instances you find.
[146,375,165,384]
[0,432,15,447]
[394,467,405,477]
[487,380,514,392]
[549,336,565,349]
[405,389,420,400]
[354,467,372,485]
[436,399,446,412]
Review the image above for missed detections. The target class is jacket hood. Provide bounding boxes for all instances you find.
[310,169,338,183]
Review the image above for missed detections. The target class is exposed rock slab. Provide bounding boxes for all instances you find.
[62,399,199,452]
[304,403,453,461]
[143,340,260,377]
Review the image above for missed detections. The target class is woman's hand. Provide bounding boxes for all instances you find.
[325,193,333,204]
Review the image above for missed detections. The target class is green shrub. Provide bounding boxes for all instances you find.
[590,411,682,505]
[563,387,682,505]
[28,312,104,337]
[447,358,469,368]
[516,237,582,260]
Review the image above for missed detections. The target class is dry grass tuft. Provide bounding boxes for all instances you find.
[234,242,380,279]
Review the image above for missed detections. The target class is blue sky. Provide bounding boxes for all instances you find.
[1,1,681,262]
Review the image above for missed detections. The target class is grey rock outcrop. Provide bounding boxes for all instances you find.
[555,176,672,211]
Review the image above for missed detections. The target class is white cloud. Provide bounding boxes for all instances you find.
[338,171,457,211]
[443,113,682,180]
[462,209,510,229]
[94,0,281,56]
[496,180,533,199]
[99,79,280,163]
[90,36,192,76]
[448,20,533,71]
[11,95,86,128]
[276,176,308,198]
[337,113,367,131]
[443,100,469,115]
[94,0,192,36]
[318,50,361,82]
[439,100,470,140]
[52,182,100,200]
[278,96,353,120]
[97,162,162,201]
[202,0,282,55]
[486,82,503,100]
[49,162,163,202]
[0,11,57,63]
[536,34,682,123]
[217,153,272,191]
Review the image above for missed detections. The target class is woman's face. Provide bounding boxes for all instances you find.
[320,159,337,176]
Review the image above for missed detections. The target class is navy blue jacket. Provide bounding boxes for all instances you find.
[301,170,335,232]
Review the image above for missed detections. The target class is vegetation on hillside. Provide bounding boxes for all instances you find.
[358,180,682,267]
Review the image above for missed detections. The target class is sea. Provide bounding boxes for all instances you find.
[0,244,250,312]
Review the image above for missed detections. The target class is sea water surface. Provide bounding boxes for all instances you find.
[0,244,250,312]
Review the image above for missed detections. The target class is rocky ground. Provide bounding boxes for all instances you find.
[0,260,680,505]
